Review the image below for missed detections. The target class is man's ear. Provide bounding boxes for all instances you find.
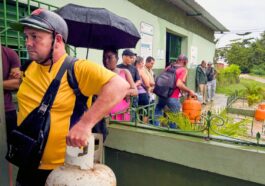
[54,34,64,48]
[55,34,64,43]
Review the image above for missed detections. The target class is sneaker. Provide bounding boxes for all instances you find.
[153,121,160,126]
[169,122,177,129]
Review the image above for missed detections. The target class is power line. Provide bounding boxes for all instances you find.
[215,29,265,34]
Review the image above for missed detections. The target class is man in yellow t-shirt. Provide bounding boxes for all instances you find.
[11,9,129,186]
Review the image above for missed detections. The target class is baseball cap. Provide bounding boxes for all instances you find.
[177,54,188,61]
[11,8,68,42]
[122,49,136,56]
[208,61,213,65]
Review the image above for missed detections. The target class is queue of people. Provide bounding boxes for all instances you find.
[3,9,129,186]
[195,60,217,104]
[1,8,217,186]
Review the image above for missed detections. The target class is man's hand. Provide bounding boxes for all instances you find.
[66,75,129,148]
[188,90,196,97]
[66,120,92,147]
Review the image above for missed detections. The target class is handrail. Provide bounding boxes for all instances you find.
[109,101,265,147]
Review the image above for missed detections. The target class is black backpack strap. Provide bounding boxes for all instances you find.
[67,59,108,141]
[67,57,89,128]
[20,59,33,77]
[67,57,86,102]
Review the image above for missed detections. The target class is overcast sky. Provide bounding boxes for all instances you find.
[195,0,265,48]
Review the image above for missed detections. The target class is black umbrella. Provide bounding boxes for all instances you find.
[55,4,141,49]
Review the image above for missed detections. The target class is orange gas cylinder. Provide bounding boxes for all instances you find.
[255,104,265,121]
[182,96,202,123]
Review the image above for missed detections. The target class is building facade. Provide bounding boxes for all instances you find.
[1,0,227,67]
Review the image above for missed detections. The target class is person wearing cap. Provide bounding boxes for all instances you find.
[196,60,208,104]
[206,61,217,101]
[117,49,141,121]
[117,49,140,85]
[154,54,195,127]
[10,8,129,186]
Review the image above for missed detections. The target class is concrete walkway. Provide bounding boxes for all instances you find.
[202,93,227,112]
[240,74,265,83]
[203,74,265,112]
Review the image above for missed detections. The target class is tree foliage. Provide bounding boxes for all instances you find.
[215,32,265,73]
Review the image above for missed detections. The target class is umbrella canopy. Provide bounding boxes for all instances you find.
[55,4,141,49]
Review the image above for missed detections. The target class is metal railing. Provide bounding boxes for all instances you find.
[226,90,239,107]
[108,98,265,147]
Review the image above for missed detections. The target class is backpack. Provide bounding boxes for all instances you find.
[21,57,108,141]
[206,67,214,81]
[153,65,179,98]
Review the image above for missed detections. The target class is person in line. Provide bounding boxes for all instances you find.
[134,56,151,123]
[103,48,138,121]
[11,9,129,186]
[117,49,141,86]
[117,49,141,121]
[206,61,217,102]
[134,56,150,105]
[144,56,156,103]
[1,45,21,186]
[1,45,21,144]
[195,60,207,104]
[154,54,195,126]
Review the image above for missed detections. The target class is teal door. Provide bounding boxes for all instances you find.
[166,32,182,67]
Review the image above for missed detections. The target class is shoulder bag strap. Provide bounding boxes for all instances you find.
[38,56,73,115]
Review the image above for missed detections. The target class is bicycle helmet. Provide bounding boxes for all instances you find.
[11,8,68,42]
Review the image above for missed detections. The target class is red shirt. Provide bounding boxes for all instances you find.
[170,66,187,99]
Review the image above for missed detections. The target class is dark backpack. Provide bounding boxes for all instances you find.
[206,67,214,81]
[153,65,179,98]
[21,57,108,141]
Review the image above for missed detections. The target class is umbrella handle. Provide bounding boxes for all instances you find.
[86,48,89,59]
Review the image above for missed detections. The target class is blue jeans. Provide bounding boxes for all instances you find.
[131,96,138,122]
[154,97,181,126]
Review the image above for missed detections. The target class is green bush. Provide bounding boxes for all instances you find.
[250,64,265,76]
[217,78,265,96]
[241,82,265,106]
[159,111,249,138]
[217,64,241,86]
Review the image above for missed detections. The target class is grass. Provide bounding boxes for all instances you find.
[216,78,265,96]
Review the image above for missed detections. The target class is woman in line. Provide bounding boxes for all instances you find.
[103,48,138,121]
[134,56,151,123]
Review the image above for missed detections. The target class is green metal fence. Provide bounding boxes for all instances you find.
[109,98,265,148]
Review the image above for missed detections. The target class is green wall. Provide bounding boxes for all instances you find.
[105,124,265,185]
[105,148,263,186]
[35,0,216,68]
[128,0,214,41]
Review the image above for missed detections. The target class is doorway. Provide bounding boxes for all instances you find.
[166,32,182,67]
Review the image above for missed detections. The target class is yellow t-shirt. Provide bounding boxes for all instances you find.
[17,54,115,169]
